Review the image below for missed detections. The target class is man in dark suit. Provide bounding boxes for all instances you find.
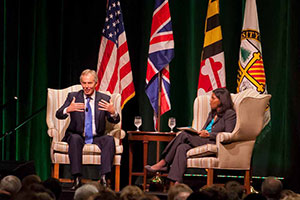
[56,69,120,189]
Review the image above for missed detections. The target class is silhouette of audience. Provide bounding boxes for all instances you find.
[0,173,298,200]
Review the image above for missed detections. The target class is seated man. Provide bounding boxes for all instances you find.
[56,69,120,189]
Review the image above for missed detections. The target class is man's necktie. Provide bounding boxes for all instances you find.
[85,97,93,144]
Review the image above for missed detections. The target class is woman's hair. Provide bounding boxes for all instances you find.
[212,88,234,115]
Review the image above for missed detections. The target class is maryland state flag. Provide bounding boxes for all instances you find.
[198,0,226,96]
[237,0,270,126]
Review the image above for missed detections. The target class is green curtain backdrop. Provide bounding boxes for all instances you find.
[1,0,299,191]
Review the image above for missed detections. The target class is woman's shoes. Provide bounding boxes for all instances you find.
[144,165,168,173]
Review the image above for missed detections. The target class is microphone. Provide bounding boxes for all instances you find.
[86,107,88,112]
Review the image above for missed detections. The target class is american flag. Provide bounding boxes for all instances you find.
[96,0,135,109]
[145,0,174,123]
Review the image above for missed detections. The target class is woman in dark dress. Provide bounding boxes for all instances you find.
[145,88,237,183]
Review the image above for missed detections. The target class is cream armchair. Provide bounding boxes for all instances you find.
[186,89,271,193]
[46,84,125,191]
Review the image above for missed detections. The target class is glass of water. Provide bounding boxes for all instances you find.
[168,117,176,132]
[134,116,142,131]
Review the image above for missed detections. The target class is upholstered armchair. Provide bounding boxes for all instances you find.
[46,84,125,191]
[186,89,271,193]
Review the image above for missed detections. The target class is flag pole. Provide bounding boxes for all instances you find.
[156,71,162,163]
[157,71,162,132]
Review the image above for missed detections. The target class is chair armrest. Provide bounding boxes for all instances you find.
[107,129,126,139]
[47,128,58,138]
[216,132,233,144]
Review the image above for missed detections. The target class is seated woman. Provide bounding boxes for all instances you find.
[145,88,237,184]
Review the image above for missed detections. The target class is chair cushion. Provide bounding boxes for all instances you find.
[187,157,218,168]
[52,142,69,153]
[53,153,121,165]
[53,153,101,165]
[187,144,218,158]
[52,141,123,154]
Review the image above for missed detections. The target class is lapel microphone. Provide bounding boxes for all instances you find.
[86,108,88,112]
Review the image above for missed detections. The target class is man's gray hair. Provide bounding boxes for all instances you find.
[0,175,22,194]
[80,69,98,83]
[74,184,99,200]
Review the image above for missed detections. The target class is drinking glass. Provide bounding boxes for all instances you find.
[168,117,176,132]
[134,116,142,131]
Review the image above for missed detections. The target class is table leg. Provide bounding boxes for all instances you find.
[143,140,149,191]
[129,142,133,185]
[156,141,160,163]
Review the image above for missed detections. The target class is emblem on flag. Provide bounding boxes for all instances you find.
[237,0,270,127]
[237,29,266,93]
[198,0,226,96]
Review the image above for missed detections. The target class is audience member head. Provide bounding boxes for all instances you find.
[28,183,47,193]
[74,184,99,200]
[0,175,22,195]
[13,190,40,200]
[168,183,193,200]
[243,193,267,200]
[186,191,214,200]
[87,189,118,200]
[120,185,144,200]
[212,88,234,115]
[43,178,62,200]
[201,184,228,200]
[280,189,300,200]
[261,177,283,200]
[225,181,245,200]
[36,192,55,200]
[27,183,56,200]
[85,181,105,193]
[226,191,240,200]
[138,194,160,200]
[22,174,41,189]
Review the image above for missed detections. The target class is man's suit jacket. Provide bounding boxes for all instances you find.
[56,90,120,142]
[202,108,236,141]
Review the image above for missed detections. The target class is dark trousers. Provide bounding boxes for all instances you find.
[67,134,115,176]
[161,131,214,182]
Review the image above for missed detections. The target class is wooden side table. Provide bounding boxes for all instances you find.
[127,131,176,191]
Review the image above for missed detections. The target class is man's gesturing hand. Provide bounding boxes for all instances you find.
[98,99,115,114]
[66,97,85,113]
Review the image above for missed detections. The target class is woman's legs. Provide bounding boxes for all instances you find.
[147,131,190,171]
[167,143,191,182]
[146,131,211,175]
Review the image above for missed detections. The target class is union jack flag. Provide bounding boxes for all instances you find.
[96,0,135,109]
[145,0,174,123]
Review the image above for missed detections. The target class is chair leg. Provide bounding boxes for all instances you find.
[244,170,251,194]
[115,165,120,192]
[53,163,59,179]
[207,168,214,186]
